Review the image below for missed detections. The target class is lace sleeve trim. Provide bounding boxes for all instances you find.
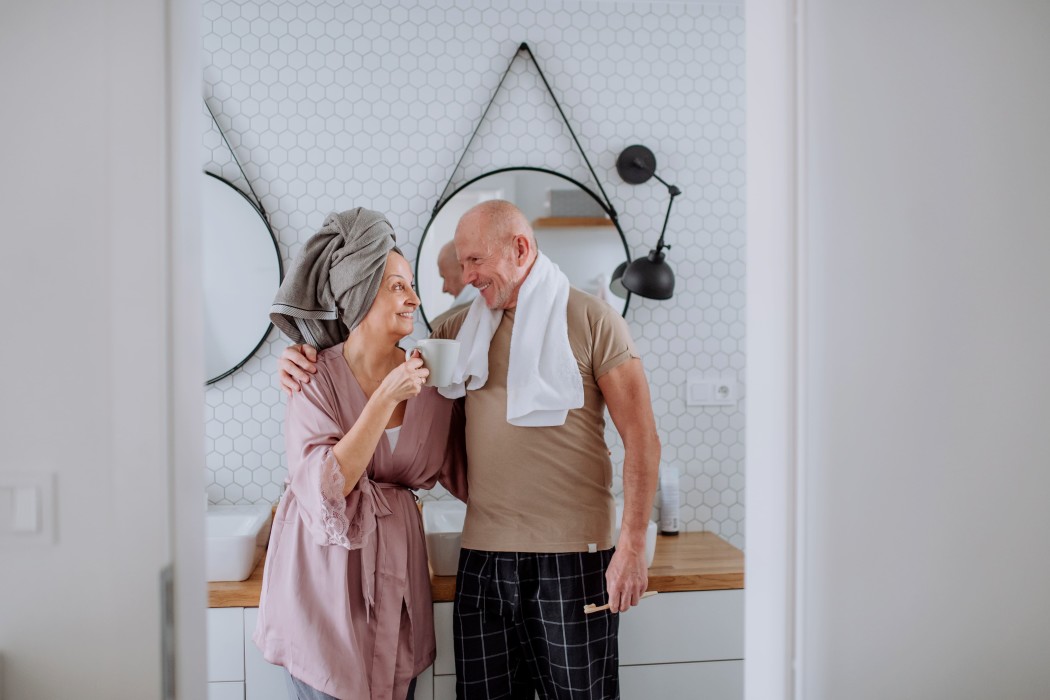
[319,450,351,547]
[318,450,381,550]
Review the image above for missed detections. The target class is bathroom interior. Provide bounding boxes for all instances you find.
[5,1,1050,699]
[202,2,745,698]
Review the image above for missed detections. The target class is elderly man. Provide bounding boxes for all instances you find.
[279,200,660,700]
[430,240,479,328]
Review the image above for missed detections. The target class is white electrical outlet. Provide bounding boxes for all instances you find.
[686,377,738,407]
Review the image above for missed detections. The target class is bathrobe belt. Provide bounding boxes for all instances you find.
[360,481,415,700]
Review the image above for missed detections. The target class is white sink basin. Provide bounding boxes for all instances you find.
[422,500,466,576]
[206,504,273,582]
[421,500,657,575]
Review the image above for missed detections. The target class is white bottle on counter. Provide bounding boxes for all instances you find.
[659,464,680,535]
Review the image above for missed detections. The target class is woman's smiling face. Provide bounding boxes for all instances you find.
[358,251,419,338]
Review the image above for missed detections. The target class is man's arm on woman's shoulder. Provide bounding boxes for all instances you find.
[278,343,319,395]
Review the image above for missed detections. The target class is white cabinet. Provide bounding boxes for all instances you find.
[426,590,743,700]
[618,589,744,664]
[207,608,244,683]
[618,590,744,700]
[210,590,743,700]
[431,603,457,698]
[244,608,290,700]
[415,664,434,700]
[433,602,455,676]
[207,607,287,700]
[208,682,246,700]
[433,674,456,700]
[620,660,743,700]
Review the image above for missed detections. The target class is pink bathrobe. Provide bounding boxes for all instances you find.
[253,344,467,700]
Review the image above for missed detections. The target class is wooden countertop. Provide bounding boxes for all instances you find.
[644,531,745,592]
[208,531,744,608]
[209,554,267,608]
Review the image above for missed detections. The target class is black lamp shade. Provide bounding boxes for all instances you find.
[622,249,675,300]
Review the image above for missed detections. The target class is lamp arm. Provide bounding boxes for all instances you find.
[649,170,674,192]
[653,187,680,253]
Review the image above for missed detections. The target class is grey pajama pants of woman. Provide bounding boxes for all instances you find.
[285,671,416,700]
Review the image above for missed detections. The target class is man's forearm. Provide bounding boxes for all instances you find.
[597,358,662,551]
[617,438,660,548]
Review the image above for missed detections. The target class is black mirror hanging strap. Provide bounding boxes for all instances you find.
[433,42,618,222]
[204,97,270,224]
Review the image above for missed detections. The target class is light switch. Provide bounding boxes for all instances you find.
[13,486,39,533]
[0,473,55,545]
[687,381,713,404]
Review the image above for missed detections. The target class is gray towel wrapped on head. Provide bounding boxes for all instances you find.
[270,208,398,350]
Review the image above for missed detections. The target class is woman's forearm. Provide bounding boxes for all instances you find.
[331,394,398,496]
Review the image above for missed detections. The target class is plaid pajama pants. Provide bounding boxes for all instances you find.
[453,548,619,700]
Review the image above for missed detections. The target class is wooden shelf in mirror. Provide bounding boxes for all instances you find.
[533,216,615,228]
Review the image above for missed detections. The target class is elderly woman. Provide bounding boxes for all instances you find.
[253,209,466,700]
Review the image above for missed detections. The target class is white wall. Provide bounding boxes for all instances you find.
[799,2,1050,697]
[0,1,202,697]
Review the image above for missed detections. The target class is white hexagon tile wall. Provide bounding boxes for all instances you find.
[203,0,746,549]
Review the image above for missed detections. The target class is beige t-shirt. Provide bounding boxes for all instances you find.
[432,288,640,552]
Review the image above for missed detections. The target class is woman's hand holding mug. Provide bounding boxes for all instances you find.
[377,350,430,403]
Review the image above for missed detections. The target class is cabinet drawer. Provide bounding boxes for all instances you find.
[207,608,245,682]
[208,681,245,700]
[243,608,289,700]
[618,590,743,665]
[620,660,742,700]
[437,662,739,700]
[434,602,455,676]
[414,665,434,700]
[434,674,456,700]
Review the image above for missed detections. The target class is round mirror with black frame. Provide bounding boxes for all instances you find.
[415,167,631,331]
[202,171,283,384]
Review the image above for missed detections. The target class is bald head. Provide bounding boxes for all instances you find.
[454,200,538,310]
[458,200,536,250]
[437,241,466,297]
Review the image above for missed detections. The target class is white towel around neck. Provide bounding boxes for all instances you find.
[438,253,584,427]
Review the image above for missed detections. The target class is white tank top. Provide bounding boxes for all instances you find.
[385,425,401,451]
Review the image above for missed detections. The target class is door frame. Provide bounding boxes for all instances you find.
[168,1,807,697]
[744,1,803,698]
[168,0,207,696]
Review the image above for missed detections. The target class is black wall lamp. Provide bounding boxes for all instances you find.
[612,145,681,300]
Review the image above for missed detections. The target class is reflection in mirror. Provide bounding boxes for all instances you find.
[202,172,282,384]
[417,169,630,328]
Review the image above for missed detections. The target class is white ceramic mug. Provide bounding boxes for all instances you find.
[404,339,460,388]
